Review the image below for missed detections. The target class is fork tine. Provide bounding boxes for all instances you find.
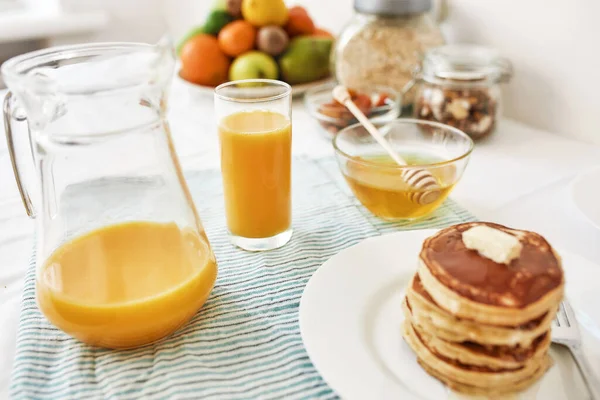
[556,302,569,328]
[562,300,578,329]
[551,301,598,399]
[560,302,571,327]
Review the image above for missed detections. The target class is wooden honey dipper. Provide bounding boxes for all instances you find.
[332,85,441,205]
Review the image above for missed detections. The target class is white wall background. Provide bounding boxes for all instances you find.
[442,0,600,145]
[58,0,167,43]
[54,0,600,145]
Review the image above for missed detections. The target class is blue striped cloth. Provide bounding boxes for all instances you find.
[10,157,475,399]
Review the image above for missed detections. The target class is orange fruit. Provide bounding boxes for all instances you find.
[285,6,315,37]
[218,20,257,57]
[312,27,333,38]
[180,34,230,86]
[288,5,308,16]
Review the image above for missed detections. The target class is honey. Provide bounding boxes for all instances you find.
[343,153,456,220]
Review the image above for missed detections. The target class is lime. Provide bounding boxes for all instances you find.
[202,10,234,35]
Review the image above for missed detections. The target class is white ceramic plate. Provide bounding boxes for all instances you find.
[176,72,333,98]
[299,230,600,400]
[571,166,600,230]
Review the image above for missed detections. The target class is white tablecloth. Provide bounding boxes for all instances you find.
[1,80,599,398]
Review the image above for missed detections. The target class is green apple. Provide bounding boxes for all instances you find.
[229,51,279,81]
[212,0,227,10]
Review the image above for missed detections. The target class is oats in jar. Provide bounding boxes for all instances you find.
[333,2,444,106]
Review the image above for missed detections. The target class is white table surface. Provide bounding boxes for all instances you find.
[1,80,600,398]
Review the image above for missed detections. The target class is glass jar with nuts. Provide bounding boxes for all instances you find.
[412,45,513,140]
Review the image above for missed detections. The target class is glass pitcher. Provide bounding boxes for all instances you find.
[2,41,218,349]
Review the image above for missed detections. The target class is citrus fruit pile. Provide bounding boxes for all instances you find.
[178,0,334,87]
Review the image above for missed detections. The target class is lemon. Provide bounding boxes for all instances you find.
[241,0,289,27]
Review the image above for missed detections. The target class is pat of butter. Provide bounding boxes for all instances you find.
[462,226,522,265]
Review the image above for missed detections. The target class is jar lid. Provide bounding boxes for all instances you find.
[420,45,513,84]
[354,0,432,16]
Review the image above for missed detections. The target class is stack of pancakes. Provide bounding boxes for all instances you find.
[402,222,564,396]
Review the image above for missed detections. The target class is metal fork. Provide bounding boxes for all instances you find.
[552,300,600,399]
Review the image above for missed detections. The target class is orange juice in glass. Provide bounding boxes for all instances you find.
[215,80,292,251]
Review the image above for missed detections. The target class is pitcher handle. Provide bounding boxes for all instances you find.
[3,91,36,218]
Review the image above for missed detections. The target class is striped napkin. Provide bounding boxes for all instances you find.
[10,157,475,400]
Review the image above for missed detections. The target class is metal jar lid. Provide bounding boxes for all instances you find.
[353,0,433,16]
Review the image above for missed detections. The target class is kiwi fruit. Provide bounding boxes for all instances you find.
[256,26,289,56]
[226,0,242,18]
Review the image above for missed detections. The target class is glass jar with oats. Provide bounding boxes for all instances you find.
[332,0,445,108]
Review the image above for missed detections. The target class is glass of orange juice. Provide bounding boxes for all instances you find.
[214,79,292,251]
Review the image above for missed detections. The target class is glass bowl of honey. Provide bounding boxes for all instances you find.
[333,119,473,221]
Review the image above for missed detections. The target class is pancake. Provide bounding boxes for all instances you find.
[406,274,556,347]
[402,320,553,393]
[418,222,564,326]
[403,299,551,370]
[417,354,552,397]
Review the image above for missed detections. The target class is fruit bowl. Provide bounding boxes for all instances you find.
[176,71,332,99]
[304,82,401,140]
[177,1,335,96]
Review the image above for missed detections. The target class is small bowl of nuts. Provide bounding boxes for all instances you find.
[304,82,401,140]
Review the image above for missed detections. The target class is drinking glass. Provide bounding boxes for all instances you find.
[214,80,292,251]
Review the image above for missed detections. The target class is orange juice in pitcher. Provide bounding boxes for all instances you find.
[2,41,218,348]
[38,222,217,348]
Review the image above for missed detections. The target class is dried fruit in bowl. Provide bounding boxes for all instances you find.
[374,92,391,107]
[317,90,393,135]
